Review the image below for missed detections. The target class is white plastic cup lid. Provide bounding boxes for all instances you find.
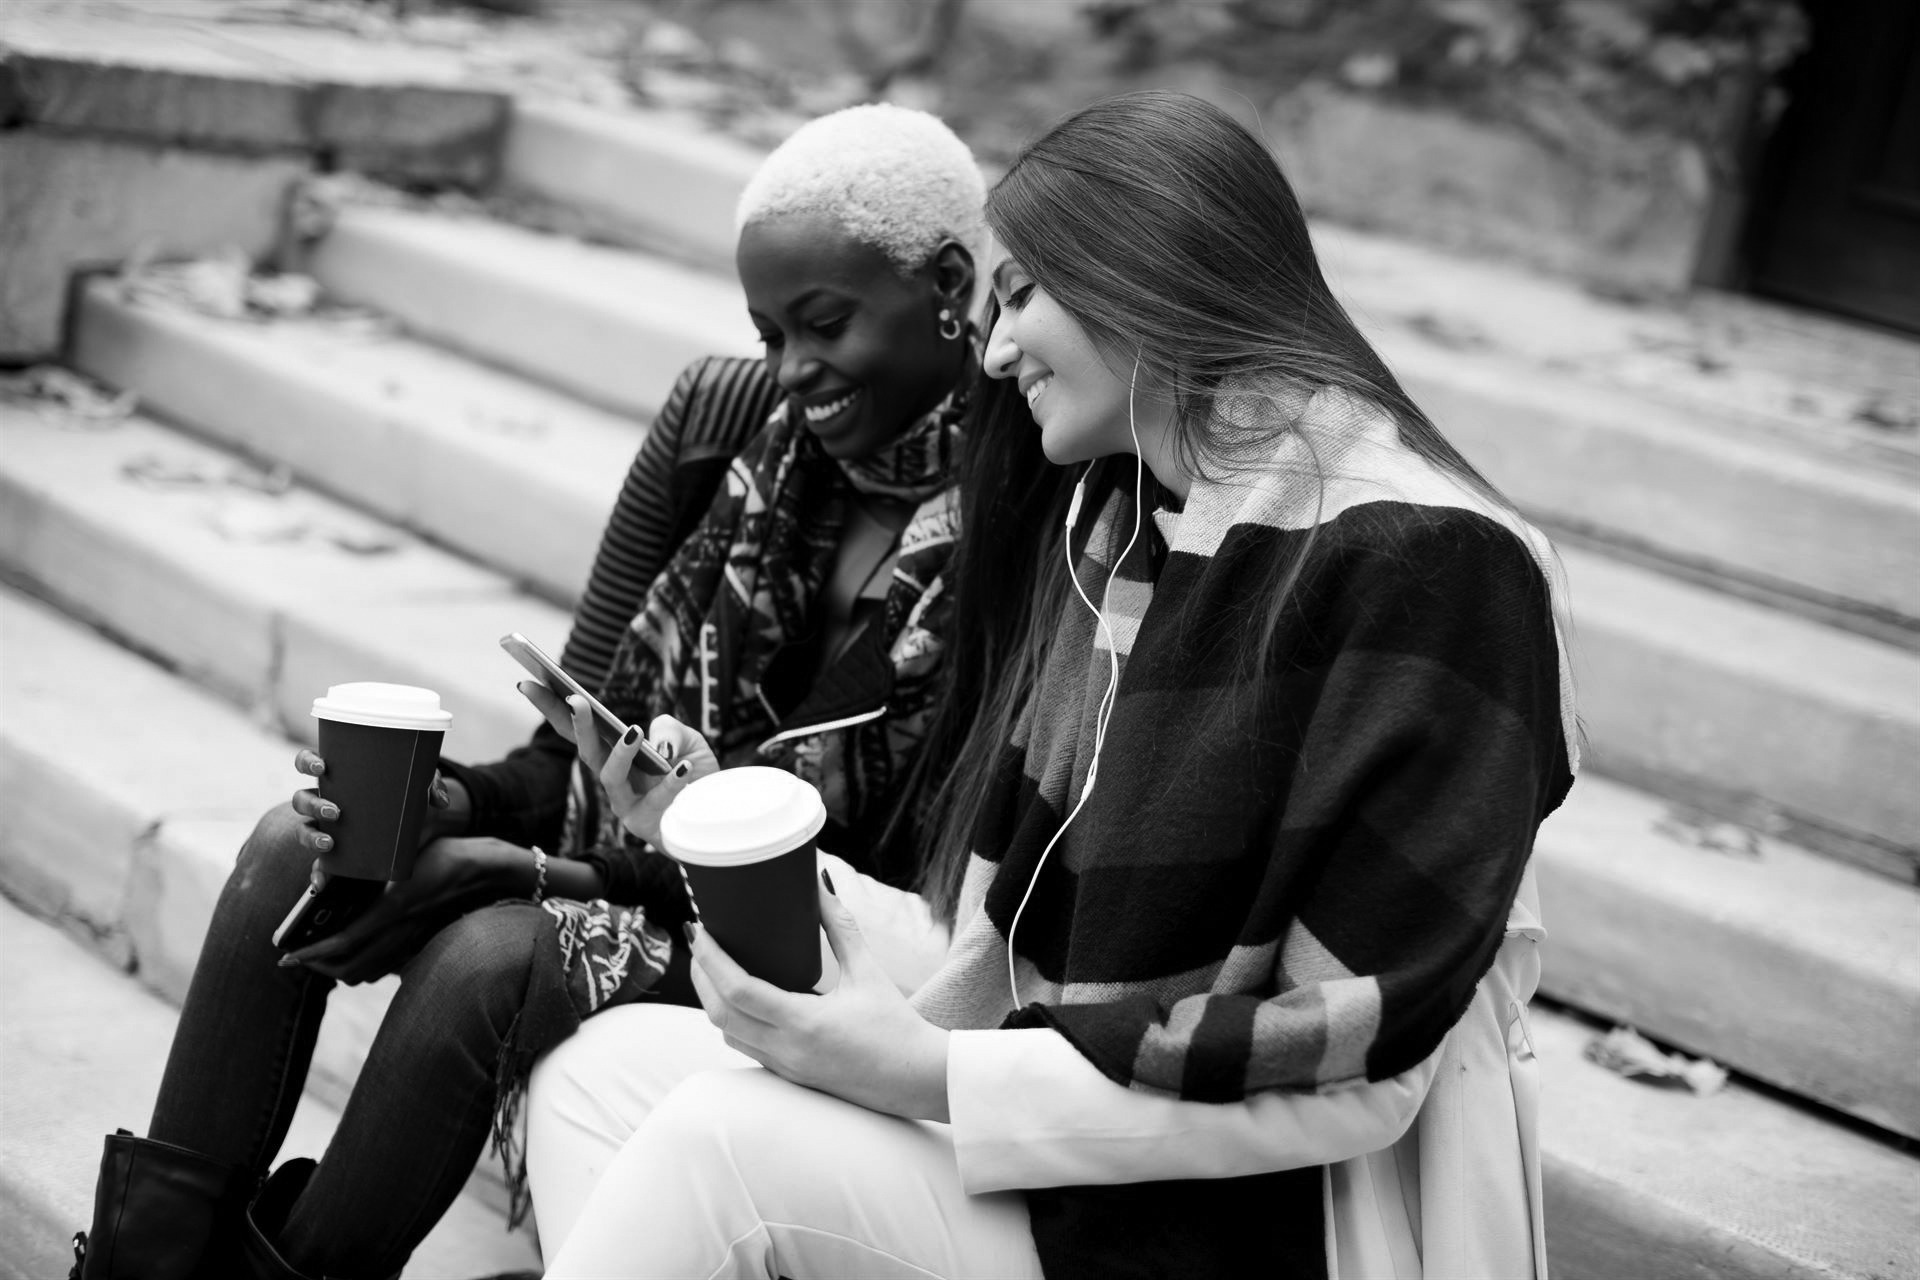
[660,767,827,866]
[311,682,453,732]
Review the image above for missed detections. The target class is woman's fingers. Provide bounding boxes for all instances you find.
[428,770,450,809]
[516,681,577,743]
[568,697,608,772]
[294,749,325,778]
[601,723,646,790]
[289,788,340,825]
[687,923,787,1027]
[646,715,706,767]
[817,877,881,986]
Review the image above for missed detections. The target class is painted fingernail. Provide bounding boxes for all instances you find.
[313,833,333,852]
[820,868,837,895]
[674,761,692,778]
[623,726,640,745]
[682,924,695,945]
[278,955,300,969]
[319,802,339,821]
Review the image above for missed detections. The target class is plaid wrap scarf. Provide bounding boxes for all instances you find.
[492,386,966,1223]
[912,391,1576,1278]
[589,385,964,858]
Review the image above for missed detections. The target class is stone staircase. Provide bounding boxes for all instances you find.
[2,51,1918,1280]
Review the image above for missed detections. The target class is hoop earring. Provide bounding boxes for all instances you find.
[938,308,963,342]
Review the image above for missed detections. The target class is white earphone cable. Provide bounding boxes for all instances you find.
[1006,354,1149,1009]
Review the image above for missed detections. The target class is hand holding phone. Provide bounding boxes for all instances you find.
[272,871,385,951]
[500,633,672,776]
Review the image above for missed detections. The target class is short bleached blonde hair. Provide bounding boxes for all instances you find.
[735,103,986,274]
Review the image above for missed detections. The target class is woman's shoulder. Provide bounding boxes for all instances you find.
[1308,499,1556,614]
[666,356,784,453]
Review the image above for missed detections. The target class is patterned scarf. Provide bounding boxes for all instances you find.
[911,391,1577,1278]
[492,383,968,1223]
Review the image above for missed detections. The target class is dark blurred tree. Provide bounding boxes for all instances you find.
[818,0,971,92]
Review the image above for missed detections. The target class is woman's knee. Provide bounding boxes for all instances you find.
[401,904,544,1036]
[641,1068,805,1172]
[218,802,313,920]
[530,1006,741,1146]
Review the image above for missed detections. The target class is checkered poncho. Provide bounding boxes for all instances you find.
[911,390,1578,1278]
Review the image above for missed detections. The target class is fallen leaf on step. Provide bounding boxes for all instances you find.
[226,463,297,497]
[1585,1026,1728,1096]
[119,250,253,320]
[0,366,136,424]
[1653,806,1762,858]
[325,528,402,556]
[122,456,295,495]
[204,501,313,545]
[1852,393,1919,434]
[1404,311,1491,351]
[246,274,322,318]
[122,454,225,489]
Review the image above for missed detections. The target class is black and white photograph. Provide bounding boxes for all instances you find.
[1,0,1915,1276]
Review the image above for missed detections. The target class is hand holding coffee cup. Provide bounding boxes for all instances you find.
[661,767,828,993]
[288,749,457,861]
[307,683,452,881]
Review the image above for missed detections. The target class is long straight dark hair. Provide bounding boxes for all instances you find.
[909,91,1519,916]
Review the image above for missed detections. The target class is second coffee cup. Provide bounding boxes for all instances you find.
[660,767,827,993]
[310,682,451,882]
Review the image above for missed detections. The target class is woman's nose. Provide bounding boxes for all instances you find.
[983,309,1019,380]
[774,347,819,394]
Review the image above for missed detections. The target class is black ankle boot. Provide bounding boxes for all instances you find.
[241,1159,322,1280]
[70,1128,250,1279]
[240,1160,401,1280]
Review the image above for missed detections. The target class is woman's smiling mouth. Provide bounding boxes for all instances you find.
[1021,373,1052,414]
[801,389,863,429]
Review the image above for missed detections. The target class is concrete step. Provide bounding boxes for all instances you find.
[0,400,566,764]
[0,583,522,1217]
[1537,775,1920,1141]
[1565,543,1920,869]
[503,98,762,274]
[495,101,1920,629]
[0,896,540,1280]
[307,204,758,420]
[70,276,641,604]
[1535,1004,1920,1280]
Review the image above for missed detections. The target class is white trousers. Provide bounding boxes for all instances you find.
[527,1004,1043,1280]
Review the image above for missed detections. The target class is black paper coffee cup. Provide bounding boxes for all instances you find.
[310,683,452,882]
[661,767,827,993]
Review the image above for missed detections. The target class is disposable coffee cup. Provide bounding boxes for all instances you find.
[660,767,827,993]
[310,683,452,882]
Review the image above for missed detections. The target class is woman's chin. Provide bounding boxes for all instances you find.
[1037,425,1106,469]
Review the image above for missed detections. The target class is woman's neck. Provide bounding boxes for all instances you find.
[1125,395,1194,502]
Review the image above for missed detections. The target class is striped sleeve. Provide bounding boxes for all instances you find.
[446,357,778,858]
[560,356,782,691]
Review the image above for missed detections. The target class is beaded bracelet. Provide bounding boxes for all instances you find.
[530,845,549,904]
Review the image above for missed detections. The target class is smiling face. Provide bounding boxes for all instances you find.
[984,258,1146,467]
[736,210,967,461]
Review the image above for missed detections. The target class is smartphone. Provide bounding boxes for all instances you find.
[500,632,672,776]
[272,874,386,951]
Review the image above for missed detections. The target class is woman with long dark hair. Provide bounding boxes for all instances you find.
[525,90,1576,1279]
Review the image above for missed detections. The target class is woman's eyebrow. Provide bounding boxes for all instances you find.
[990,261,1021,294]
